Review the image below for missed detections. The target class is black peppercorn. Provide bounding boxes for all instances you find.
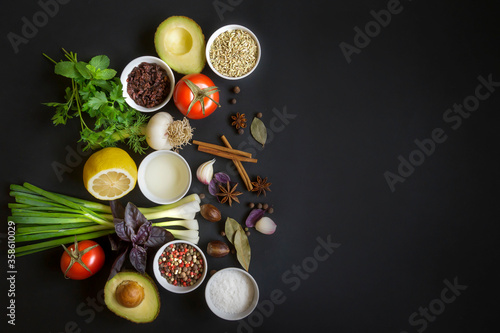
[229,98,237,104]
[232,86,241,94]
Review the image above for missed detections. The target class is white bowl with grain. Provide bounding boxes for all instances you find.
[206,25,261,80]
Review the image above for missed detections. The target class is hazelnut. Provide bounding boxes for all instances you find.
[200,204,221,222]
[115,280,145,308]
[207,240,230,258]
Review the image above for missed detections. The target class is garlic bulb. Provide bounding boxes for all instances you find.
[255,217,277,235]
[196,158,215,185]
[146,112,174,150]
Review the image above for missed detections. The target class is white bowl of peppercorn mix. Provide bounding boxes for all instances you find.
[206,24,261,80]
[153,240,208,294]
[120,56,175,112]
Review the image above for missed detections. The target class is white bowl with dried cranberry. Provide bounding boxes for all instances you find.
[153,240,207,294]
[120,56,175,112]
[206,24,261,80]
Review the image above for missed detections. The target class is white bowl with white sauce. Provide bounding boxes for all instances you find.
[137,150,192,205]
[205,267,259,320]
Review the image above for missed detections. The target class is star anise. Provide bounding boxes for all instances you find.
[231,112,247,129]
[217,181,243,206]
[251,176,272,196]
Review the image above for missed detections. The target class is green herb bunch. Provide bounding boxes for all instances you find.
[44,49,149,154]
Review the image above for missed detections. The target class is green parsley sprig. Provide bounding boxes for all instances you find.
[43,49,149,154]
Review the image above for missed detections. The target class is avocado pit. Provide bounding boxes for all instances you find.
[115,280,145,308]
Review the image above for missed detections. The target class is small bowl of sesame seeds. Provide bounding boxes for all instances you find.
[153,240,208,294]
[206,24,261,80]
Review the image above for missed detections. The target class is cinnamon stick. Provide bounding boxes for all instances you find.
[193,140,252,158]
[197,145,257,163]
[221,135,253,191]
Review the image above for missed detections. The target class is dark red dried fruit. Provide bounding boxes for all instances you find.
[127,62,170,108]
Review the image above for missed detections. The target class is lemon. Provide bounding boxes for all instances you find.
[83,147,138,200]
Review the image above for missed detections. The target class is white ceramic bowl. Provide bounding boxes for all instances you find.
[137,150,192,205]
[205,25,261,80]
[153,240,207,294]
[120,56,175,112]
[205,267,259,320]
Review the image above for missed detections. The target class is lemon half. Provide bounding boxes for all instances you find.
[83,147,138,200]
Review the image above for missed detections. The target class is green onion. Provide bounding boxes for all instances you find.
[9,183,201,257]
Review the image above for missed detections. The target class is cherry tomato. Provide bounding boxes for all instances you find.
[60,239,105,280]
[173,73,220,119]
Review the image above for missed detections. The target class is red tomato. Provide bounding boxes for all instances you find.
[60,239,105,280]
[173,74,220,119]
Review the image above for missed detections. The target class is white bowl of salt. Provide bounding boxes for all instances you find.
[205,267,259,320]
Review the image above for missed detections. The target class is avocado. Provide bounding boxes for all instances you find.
[104,271,160,323]
[155,16,206,74]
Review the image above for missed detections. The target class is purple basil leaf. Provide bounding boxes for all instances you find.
[110,200,125,219]
[133,221,151,245]
[145,227,174,247]
[107,234,122,251]
[114,221,132,242]
[245,208,265,228]
[129,245,147,274]
[214,172,231,183]
[124,202,148,230]
[108,247,128,280]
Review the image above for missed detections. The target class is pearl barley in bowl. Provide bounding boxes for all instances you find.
[206,25,261,80]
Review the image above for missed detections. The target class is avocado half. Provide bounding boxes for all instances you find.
[154,16,206,75]
[104,271,160,323]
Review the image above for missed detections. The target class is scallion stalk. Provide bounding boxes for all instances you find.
[9,183,201,256]
[15,230,116,257]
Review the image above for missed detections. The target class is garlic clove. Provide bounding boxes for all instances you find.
[255,217,277,235]
[196,158,216,185]
[146,112,174,150]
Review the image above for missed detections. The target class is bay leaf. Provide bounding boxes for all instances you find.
[234,228,251,271]
[225,217,242,245]
[250,117,267,147]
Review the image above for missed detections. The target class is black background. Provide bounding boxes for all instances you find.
[1,0,500,332]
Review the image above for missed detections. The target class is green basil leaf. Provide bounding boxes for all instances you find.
[89,55,110,70]
[54,61,81,79]
[75,61,92,79]
[94,68,117,81]
[250,117,267,147]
